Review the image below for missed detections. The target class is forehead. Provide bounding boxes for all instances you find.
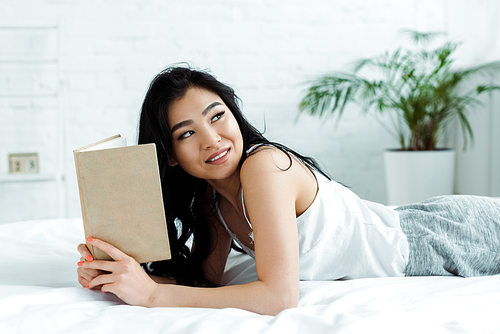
[168,87,224,122]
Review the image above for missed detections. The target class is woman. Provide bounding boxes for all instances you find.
[77,66,500,315]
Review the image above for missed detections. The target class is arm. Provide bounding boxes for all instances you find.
[83,149,303,315]
[77,195,232,288]
[77,244,180,286]
[153,149,302,314]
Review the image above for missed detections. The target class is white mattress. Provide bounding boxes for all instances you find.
[0,218,499,333]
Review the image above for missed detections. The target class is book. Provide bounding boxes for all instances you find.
[73,134,171,263]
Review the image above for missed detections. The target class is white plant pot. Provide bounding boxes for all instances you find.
[384,150,456,206]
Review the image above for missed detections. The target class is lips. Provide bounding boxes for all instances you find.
[206,148,230,163]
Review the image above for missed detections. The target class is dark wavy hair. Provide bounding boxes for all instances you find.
[138,65,329,286]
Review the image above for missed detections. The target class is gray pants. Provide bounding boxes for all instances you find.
[395,195,500,277]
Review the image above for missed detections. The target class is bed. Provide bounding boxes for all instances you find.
[0,218,499,333]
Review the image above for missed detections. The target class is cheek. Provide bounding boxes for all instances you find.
[170,142,192,166]
[228,121,244,156]
[227,118,242,140]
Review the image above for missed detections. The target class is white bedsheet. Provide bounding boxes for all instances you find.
[0,218,499,333]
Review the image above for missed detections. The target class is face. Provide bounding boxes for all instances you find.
[167,87,244,181]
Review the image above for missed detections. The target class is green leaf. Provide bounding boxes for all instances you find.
[297,30,500,150]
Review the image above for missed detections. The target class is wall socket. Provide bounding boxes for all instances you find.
[8,153,39,174]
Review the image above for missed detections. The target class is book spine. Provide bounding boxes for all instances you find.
[73,151,97,258]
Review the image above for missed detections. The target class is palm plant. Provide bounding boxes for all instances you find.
[299,30,500,151]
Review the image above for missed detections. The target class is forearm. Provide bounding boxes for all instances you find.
[148,280,298,316]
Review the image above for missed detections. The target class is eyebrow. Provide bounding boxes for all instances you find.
[170,101,223,134]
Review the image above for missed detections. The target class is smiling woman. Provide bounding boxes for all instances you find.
[75,65,330,314]
[75,65,500,316]
[166,87,244,180]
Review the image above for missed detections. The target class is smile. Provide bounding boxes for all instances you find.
[207,148,230,162]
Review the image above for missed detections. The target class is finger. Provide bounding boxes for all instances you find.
[77,243,94,262]
[77,271,103,289]
[77,267,91,280]
[77,270,89,287]
[86,237,129,262]
[88,272,116,289]
[77,266,102,281]
[77,267,108,290]
[82,259,120,273]
[100,282,117,294]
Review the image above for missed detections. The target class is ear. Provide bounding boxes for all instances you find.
[168,157,178,167]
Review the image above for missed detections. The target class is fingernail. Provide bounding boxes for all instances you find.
[87,237,94,242]
[77,261,84,266]
[86,283,90,288]
[86,255,93,262]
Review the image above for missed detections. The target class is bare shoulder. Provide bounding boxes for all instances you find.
[239,145,318,221]
[240,145,316,195]
[240,145,294,180]
[240,145,318,175]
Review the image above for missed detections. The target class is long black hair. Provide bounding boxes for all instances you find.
[138,65,329,286]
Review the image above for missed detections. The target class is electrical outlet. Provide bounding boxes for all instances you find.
[8,153,39,174]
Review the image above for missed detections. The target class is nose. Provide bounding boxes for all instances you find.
[201,126,221,150]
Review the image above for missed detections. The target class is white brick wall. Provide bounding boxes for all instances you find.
[0,0,498,223]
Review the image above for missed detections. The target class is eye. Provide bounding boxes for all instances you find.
[178,130,194,140]
[211,111,225,123]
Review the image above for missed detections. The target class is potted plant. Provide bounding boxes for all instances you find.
[299,30,500,205]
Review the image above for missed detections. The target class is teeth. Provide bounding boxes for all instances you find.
[209,149,228,162]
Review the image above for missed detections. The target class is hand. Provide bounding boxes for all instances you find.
[80,238,159,307]
[77,243,105,290]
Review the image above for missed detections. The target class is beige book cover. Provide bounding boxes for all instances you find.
[73,134,171,263]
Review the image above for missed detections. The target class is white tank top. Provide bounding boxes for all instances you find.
[214,147,409,280]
